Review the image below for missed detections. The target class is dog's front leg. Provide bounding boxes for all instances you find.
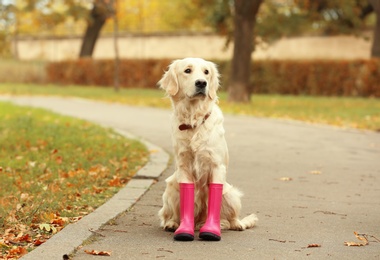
[159,174,180,232]
[172,152,196,241]
[199,163,227,241]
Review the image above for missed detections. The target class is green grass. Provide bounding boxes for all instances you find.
[0,102,148,258]
[1,83,379,131]
[219,94,380,131]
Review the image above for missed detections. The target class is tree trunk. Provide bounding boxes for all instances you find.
[369,0,380,57]
[228,0,263,102]
[113,0,120,91]
[79,0,112,58]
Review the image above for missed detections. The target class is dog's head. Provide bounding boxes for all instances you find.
[158,58,220,101]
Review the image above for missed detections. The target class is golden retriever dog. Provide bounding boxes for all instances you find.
[158,58,257,241]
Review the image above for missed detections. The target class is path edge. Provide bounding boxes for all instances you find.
[21,128,170,260]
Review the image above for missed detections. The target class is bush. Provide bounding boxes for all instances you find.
[46,58,380,97]
[46,59,171,89]
[250,60,380,97]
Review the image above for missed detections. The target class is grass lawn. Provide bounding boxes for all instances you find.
[0,102,148,258]
[0,83,379,131]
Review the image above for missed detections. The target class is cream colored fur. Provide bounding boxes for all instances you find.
[158,58,257,232]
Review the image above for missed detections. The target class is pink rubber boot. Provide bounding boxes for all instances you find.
[199,183,223,241]
[174,183,195,241]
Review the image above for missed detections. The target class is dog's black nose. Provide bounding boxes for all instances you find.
[195,79,207,89]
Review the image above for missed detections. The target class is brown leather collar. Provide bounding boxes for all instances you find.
[179,113,211,131]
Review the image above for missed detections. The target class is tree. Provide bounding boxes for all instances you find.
[366,0,380,57]
[228,0,264,102]
[0,2,14,57]
[196,0,264,103]
[79,0,114,57]
[210,0,380,102]
[112,0,120,91]
[289,0,380,58]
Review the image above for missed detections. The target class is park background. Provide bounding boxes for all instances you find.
[0,1,380,258]
[1,0,380,99]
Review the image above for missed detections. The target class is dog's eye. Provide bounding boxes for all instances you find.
[204,70,209,75]
[184,69,191,74]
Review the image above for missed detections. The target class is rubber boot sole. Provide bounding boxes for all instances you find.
[199,232,221,241]
[174,233,194,241]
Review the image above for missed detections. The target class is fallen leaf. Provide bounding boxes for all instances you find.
[8,246,27,256]
[51,216,68,226]
[279,177,292,181]
[33,238,46,246]
[39,223,57,234]
[310,170,322,175]
[28,161,37,167]
[84,250,111,256]
[18,234,32,243]
[109,176,122,187]
[55,156,63,164]
[344,232,369,247]
[307,244,321,248]
[20,193,30,201]
[70,216,83,223]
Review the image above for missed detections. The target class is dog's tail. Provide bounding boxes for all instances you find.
[241,214,258,229]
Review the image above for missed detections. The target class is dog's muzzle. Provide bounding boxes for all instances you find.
[194,79,207,96]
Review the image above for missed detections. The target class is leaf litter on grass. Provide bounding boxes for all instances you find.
[0,103,148,259]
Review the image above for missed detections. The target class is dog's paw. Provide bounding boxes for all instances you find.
[229,219,245,231]
[164,220,179,232]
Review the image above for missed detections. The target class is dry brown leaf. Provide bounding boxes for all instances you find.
[55,156,63,164]
[8,246,28,256]
[108,175,122,187]
[33,238,46,246]
[84,249,111,256]
[307,244,321,248]
[344,232,369,247]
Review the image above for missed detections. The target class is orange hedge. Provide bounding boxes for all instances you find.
[251,60,380,97]
[46,59,171,89]
[46,59,380,97]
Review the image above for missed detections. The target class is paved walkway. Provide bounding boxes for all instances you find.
[1,96,380,259]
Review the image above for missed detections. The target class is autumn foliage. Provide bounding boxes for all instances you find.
[0,103,148,259]
[251,59,380,97]
[46,59,380,97]
[46,59,171,89]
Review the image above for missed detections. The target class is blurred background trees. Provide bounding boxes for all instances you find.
[0,0,378,101]
[203,0,379,101]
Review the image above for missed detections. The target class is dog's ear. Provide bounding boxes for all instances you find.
[208,61,220,100]
[158,60,179,96]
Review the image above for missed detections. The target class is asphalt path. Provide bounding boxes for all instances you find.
[1,96,379,260]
